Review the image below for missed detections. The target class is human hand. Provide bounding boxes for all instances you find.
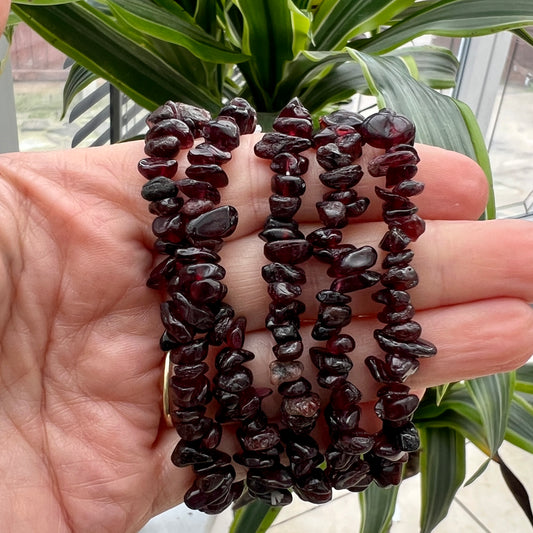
[0,137,531,532]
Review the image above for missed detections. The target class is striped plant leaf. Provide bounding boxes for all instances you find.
[419,426,466,533]
[466,372,515,456]
[359,482,399,533]
[513,27,533,47]
[229,499,282,533]
[494,453,533,526]
[106,0,248,63]
[298,60,367,115]
[464,457,491,486]
[12,0,77,4]
[386,45,459,89]
[233,0,309,109]
[11,2,221,112]
[433,383,451,406]
[62,62,99,118]
[416,386,489,453]
[515,362,533,394]
[311,0,416,50]
[362,0,533,54]
[505,393,533,454]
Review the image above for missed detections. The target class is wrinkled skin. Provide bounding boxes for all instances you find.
[0,137,532,533]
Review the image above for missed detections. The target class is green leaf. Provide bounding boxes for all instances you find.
[274,49,369,111]
[466,372,515,456]
[190,0,221,34]
[274,50,351,106]
[362,0,533,54]
[4,12,20,46]
[289,1,313,57]
[416,386,489,453]
[464,457,491,486]
[387,45,459,89]
[419,426,466,533]
[7,10,21,26]
[300,61,367,115]
[345,49,495,217]
[433,383,451,406]
[513,27,533,48]
[453,99,495,219]
[106,0,248,64]
[346,49,467,148]
[516,362,533,394]
[235,0,307,109]
[62,62,99,118]
[359,483,399,533]
[229,500,282,533]
[12,3,221,112]
[311,0,416,50]
[505,393,533,454]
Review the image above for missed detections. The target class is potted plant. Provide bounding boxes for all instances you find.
[8,1,533,531]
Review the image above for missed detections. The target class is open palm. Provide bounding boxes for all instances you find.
[0,137,532,533]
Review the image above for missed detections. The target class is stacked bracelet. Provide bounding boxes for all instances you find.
[140,98,266,514]
[360,109,437,486]
[308,110,379,493]
[255,98,331,504]
[139,99,436,512]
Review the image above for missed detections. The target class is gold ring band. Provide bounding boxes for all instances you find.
[162,351,173,428]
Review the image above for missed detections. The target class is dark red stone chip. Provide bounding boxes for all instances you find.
[218,97,257,135]
[319,165,363,190]
[138,157,178,179]
[187,143,232,165]
[254,133,312,159]
[270,152,309,175]
[264,239,313,264]
[271,174,306,197]
[186,205,238,240]
[269,194,302,219]
[185,164,229,188]
[141,176,178,201]
[360,108,415,149]
[203,117,240,151]
[316,143,353,170]
[273,117,313,138]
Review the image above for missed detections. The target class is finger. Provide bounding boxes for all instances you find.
[56,136,487,225]
[220,218,533,330]
[5,134,487,230]
[240,297,533,405]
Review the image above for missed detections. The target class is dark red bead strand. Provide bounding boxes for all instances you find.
[255,98,333,504]
[360,109,437,489]
[141,103,234,513]
[171,116,237,512]
[307,111,381,494]
[142,99,259,514]
[182,100,268,513]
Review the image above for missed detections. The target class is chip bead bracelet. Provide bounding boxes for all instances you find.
[139,98,272,514]
[255,98,334,505]
[307,110,379,492]
[358,109,438,487]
